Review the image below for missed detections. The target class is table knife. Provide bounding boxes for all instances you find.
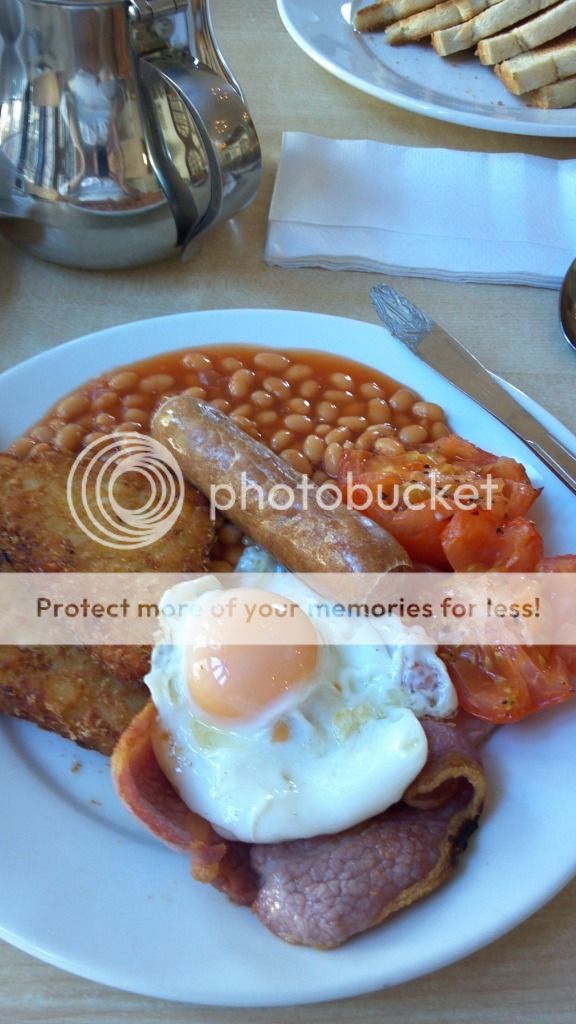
[370,283,576,496]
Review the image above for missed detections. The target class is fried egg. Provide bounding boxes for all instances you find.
[145,572,457,844]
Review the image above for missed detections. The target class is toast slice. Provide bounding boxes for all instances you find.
[496,29,576,93]
[354,0,438,31]
[477,0,576,64]
[525,71,576,103]
[432,0,559,54]
[386,0,504,43]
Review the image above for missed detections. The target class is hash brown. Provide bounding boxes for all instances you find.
[0,450,214,684]
[0,643,148,755]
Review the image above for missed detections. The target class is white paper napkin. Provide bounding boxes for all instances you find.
[264,132,576,289]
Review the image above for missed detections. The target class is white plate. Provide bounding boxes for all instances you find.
[1,309,576,1007]
[277,0,576,136]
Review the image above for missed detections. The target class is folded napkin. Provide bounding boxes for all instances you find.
[264,132,576,289]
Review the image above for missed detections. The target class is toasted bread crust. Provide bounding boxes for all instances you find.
[477,0,576,65]
[526,72,576,105]
[496,29,576,93]
[432,0,558,56]
[386,0,472,44]
[355,0,576,107]
[354,0,438,32]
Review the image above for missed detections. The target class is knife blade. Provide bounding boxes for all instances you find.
[370,283,576,496]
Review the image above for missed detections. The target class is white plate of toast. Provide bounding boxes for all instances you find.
[278,0,576,135]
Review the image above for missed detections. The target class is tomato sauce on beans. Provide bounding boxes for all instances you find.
[12,345,449,569]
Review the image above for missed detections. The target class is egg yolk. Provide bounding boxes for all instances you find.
[186,588,319,721]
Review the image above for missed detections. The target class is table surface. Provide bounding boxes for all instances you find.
[1,1,576,1021]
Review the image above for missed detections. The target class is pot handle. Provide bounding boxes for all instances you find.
[136,54,261,258]
[188,0,244,100]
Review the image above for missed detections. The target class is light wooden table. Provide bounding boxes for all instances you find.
[1,2,575,1021]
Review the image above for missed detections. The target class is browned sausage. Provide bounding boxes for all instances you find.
[152,395,411,574]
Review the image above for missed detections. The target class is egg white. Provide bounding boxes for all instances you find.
[145,572,457,844]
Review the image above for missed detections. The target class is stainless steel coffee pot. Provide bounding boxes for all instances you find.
[0,0,262,268]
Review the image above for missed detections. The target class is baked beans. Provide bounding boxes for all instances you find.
[283,414,314,434]
[256,410,278,426]
[285,363,312,383]
[252,390,274,409]
[325,426,351,446]
[270,429,294,453]
[56,394,90,420]
[228,368,256,399]
[374,437,405,456]
[367,398,391,424]
[303,434,325,464]
[263,376,291,399]
[220,357,243,375]
[337,416,367,433]
[210,398,231,413]
[139,374,175,394]
[254,352,290,372]
[109,371,139,393]
[323,442,344,477]
[13,344,449,568]
[299,380,320,399]
[282,449,312,475]
[398,424,429,446]
[430,421,451,440]
[389,388,417,413]
[316,401,339,424]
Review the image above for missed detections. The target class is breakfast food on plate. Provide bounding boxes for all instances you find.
[354,0,439,31]
[0,450,212,577]
[476,0,576,63]
[431,0,559,55]
[152,394,411,575]
[2,342,575,948]
[525,73,576,105]
[0,448,213,685]
[495,29,576,93]
[0,346,447,748]
[338,435,576,724]
[124,387,569,946]
[0,644,148,755]
[378,0,471,43]
[384,0,512,45]
[0,546,147,752]
[337,432,542,569]
[137,573,459,844]
[113,701,487,947]
[355,0,504,35]
[354,0,576,107]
